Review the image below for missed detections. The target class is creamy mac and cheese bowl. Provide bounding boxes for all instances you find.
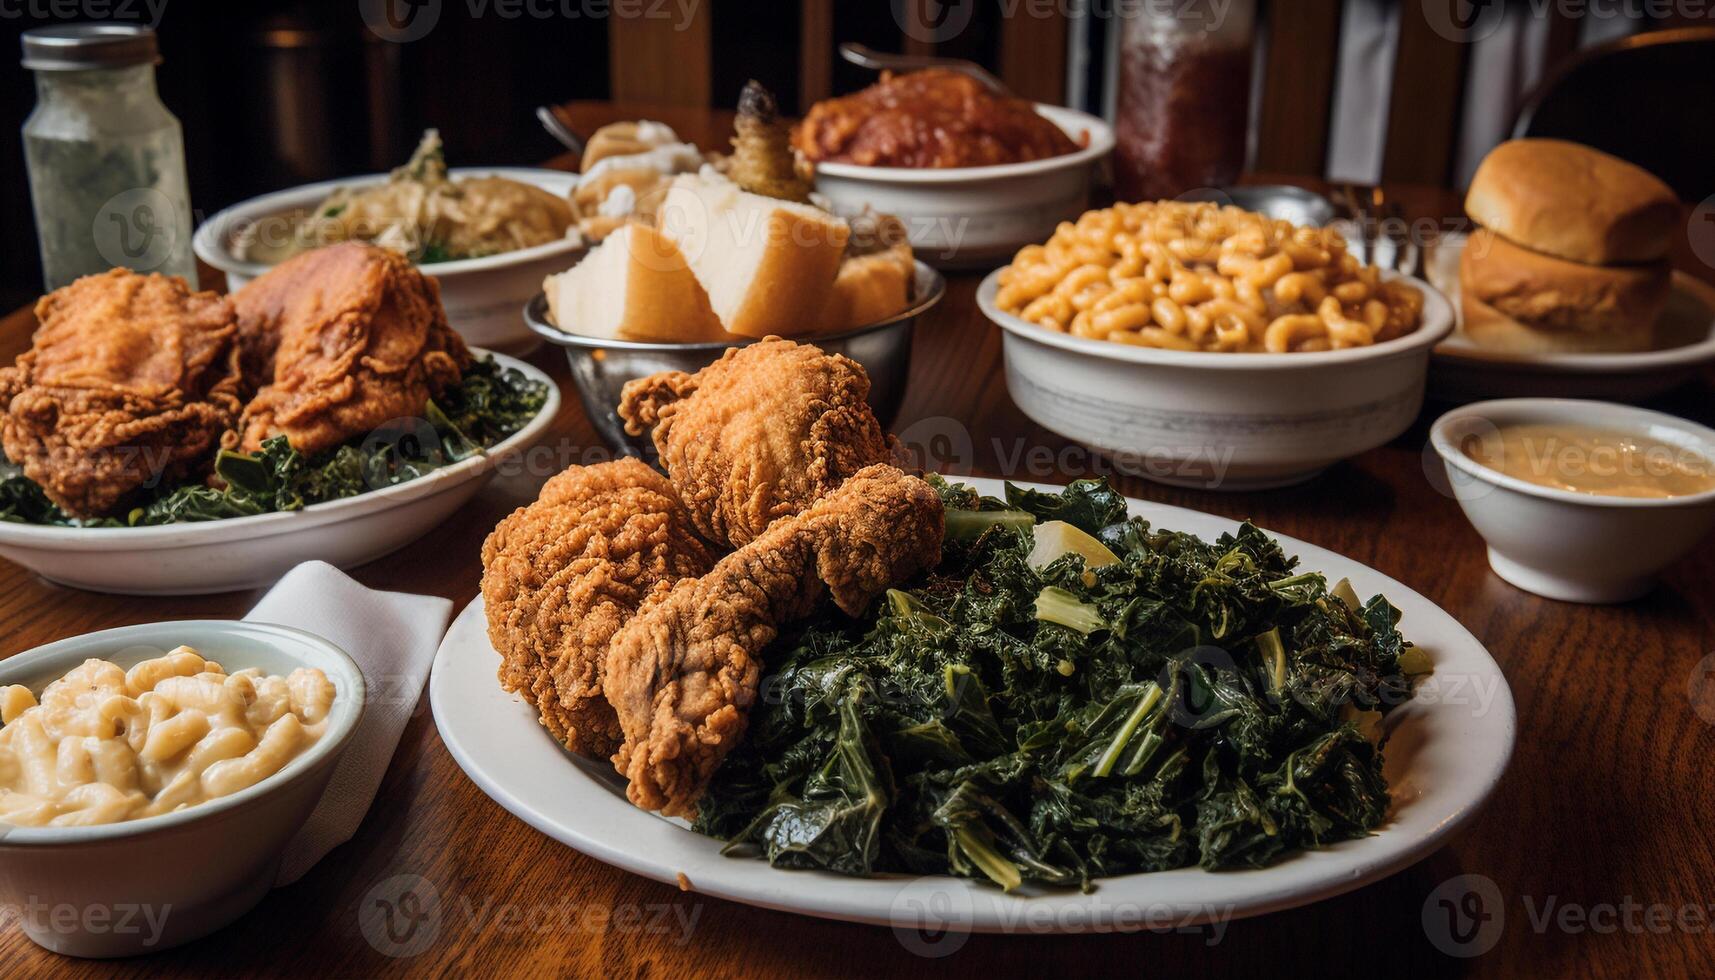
[977,267,1455,489]
[0,620,365,958]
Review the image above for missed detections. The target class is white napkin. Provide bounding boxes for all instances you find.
[242,561,453,887]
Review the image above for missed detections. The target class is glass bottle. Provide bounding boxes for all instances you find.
[1113,0,1257,202]
[21,24,197,290]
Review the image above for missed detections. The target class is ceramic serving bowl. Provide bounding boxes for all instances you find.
[193,168,585,354]
[525,260,945,456]
[807,105,1114,269]
[0,620,365,958]
[1429,398,1715,603]
[0,351,559,596]
[977,269,1456,490]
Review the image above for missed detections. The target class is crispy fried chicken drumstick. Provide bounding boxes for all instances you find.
[0,270,244,517]
[605,463,944,817]
[617,338,899,550]
[232,242,471,454]
[482,458,715,757]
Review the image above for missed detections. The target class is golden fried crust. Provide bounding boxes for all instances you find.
[481,458,715,757]
[616,338,899,550]
[0,270,243,517]
[232,242,472,455]
[605,464,944,817]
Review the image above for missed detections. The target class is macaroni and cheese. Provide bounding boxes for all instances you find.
[995,200,1424,353]
[0,647,336,827]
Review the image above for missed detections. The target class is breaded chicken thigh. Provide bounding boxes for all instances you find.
[0,270,244,517]
[616,338,898,550]
[482,458,714,757]
[232,242,471,454]
[605,464,943,817]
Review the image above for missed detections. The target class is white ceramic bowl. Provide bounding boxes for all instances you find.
[0,351,558,595]
[0,620,365,957]
[808,105,1113,269]
[1429,399,1715,603]
[977,269,1456,489]
[193,168,585,354]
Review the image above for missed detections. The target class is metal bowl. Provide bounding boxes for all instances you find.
[1177,185,1337,227]
[526,260,945,456]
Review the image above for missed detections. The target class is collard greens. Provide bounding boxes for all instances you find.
[696,478,1425,891]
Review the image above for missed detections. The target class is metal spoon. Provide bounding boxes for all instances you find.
[536,106,585,157]
[837,42,1008,94]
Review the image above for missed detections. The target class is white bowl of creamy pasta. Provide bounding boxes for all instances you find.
[0,620,364,957]
[979,268,1455,489]
[194,167,584,355]
[1430,399,1715,603]
[977,200,1455,489]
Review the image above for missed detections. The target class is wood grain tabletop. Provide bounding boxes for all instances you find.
[1,103,1712,978]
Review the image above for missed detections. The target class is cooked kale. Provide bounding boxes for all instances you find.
[696,478,1425,891]
[0,357,547,527]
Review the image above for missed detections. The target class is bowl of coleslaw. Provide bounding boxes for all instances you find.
[0,620,364,957]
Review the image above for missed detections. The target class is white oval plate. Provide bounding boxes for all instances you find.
[431,477,1515,934]
[0,350,559,595]
[1427,231,1715,401]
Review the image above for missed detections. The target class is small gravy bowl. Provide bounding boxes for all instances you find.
[1430,398,1715,603]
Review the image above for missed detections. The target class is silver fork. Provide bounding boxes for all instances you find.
[1334,184,1423,277]
[837,42,1010,94]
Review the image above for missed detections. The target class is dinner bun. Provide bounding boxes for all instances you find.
[1459,229,1667,352]
[1464,139,1679,265]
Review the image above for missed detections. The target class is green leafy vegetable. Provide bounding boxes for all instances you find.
[697,479,1423,890]
[0,357,547,527]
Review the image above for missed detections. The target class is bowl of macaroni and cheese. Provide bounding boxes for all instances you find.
[0,620,364,957]
[978,200,1455,489]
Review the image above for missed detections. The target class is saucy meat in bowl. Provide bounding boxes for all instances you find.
[793,69,1083,169]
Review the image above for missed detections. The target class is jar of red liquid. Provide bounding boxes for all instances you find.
[1114,0,1257,202]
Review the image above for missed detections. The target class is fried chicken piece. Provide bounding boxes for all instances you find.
[617,338,899,550]
[231,242,472,454]
[0,270,243,517]
[605,464,944,817]
[482,458,715,757]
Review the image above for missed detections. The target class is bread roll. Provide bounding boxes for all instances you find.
[1465,139,1678,265]
[543,223,731,344]
[1459,229,1666,352]
[821,243,914,331]
[655,173,849,338]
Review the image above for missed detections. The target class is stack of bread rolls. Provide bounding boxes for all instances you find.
[1460,139,1680,353]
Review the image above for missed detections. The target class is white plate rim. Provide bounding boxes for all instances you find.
[1428,231,1715,374]
[192,167,584,280]
[809,104,1114,184]
[430,477,1517,934]
[977,267,1456,371]
[0,349,560,550]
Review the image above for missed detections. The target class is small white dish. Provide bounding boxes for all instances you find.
[1425,231,1715,401]
[0,620,365,957]
[977,269,1456,489]
[193,168,585,354]
[809,105,1114,269]
[0,350,558,596]
[432,477,1515,935]
[1430,398,1715,603]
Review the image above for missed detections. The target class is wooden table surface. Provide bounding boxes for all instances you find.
[2,103,1713,978]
